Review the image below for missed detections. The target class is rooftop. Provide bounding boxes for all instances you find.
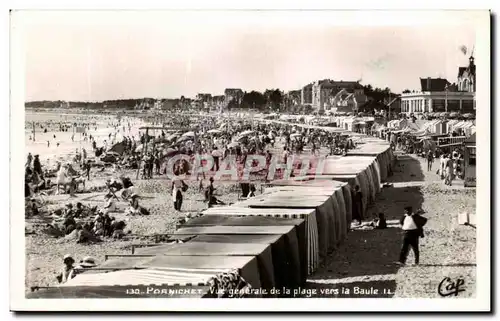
[419,78,450,92]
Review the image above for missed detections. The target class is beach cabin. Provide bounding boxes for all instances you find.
[342,117,356,131]
[446,120,459,134]
[463,133,476,187]
[463,122,476,137]
[431,119,447,135]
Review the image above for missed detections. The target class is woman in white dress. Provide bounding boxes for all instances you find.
[439,155,445,179]
[55,164,68,195]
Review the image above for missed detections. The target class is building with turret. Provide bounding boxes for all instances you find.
[458,56,476,93]
[400,55,476,115]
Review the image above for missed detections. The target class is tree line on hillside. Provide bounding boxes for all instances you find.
[239,89,284,111]
[25,84,398,112]
[25,98,162,110]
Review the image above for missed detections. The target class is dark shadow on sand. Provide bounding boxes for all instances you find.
[388,155,426,182]
[308,228,404,280]
[305,183,425,290]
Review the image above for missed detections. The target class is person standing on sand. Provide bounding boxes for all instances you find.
[444,154,453,186]
[33,155,42,177]
[26,153,33,168]
[171,168,187,211]
[83,160,91,180]
[351,185,363,225]
[398,206,427,265]
[426,150,434,172]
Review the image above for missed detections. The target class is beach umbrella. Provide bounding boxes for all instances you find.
[182,131,195,138]
[176,135,193,143]
[166,133,179,141]
[108,141,126,155]
[163,148,178,157]
[239,130,255,137]
[211,149,223,158]
[236,135,249,142]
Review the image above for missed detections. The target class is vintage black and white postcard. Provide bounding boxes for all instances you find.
[9,9,491,312]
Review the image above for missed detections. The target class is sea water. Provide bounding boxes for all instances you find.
[24,110,148,166]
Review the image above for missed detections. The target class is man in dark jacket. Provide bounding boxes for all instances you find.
[426,150,434,171]
[399,206,428,265]
[33,155,43,177]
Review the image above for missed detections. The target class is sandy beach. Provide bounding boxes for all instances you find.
[25,109,148,165]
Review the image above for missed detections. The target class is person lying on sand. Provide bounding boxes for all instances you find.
[370,213,387,229]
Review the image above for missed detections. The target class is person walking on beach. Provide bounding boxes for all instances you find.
[47,140,50,147]
[426,150,434,172]
[171,168,187,211]
[154,153,161,175]
[444,154,453,186]
[84,160,91,180]
[439,154,445,179]
[398,206,427,265]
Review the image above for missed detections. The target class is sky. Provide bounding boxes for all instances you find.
[18,11,480,102]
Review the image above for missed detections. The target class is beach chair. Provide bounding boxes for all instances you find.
[105,182,120,201]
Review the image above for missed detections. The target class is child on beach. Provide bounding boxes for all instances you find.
[372,213,387,229]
